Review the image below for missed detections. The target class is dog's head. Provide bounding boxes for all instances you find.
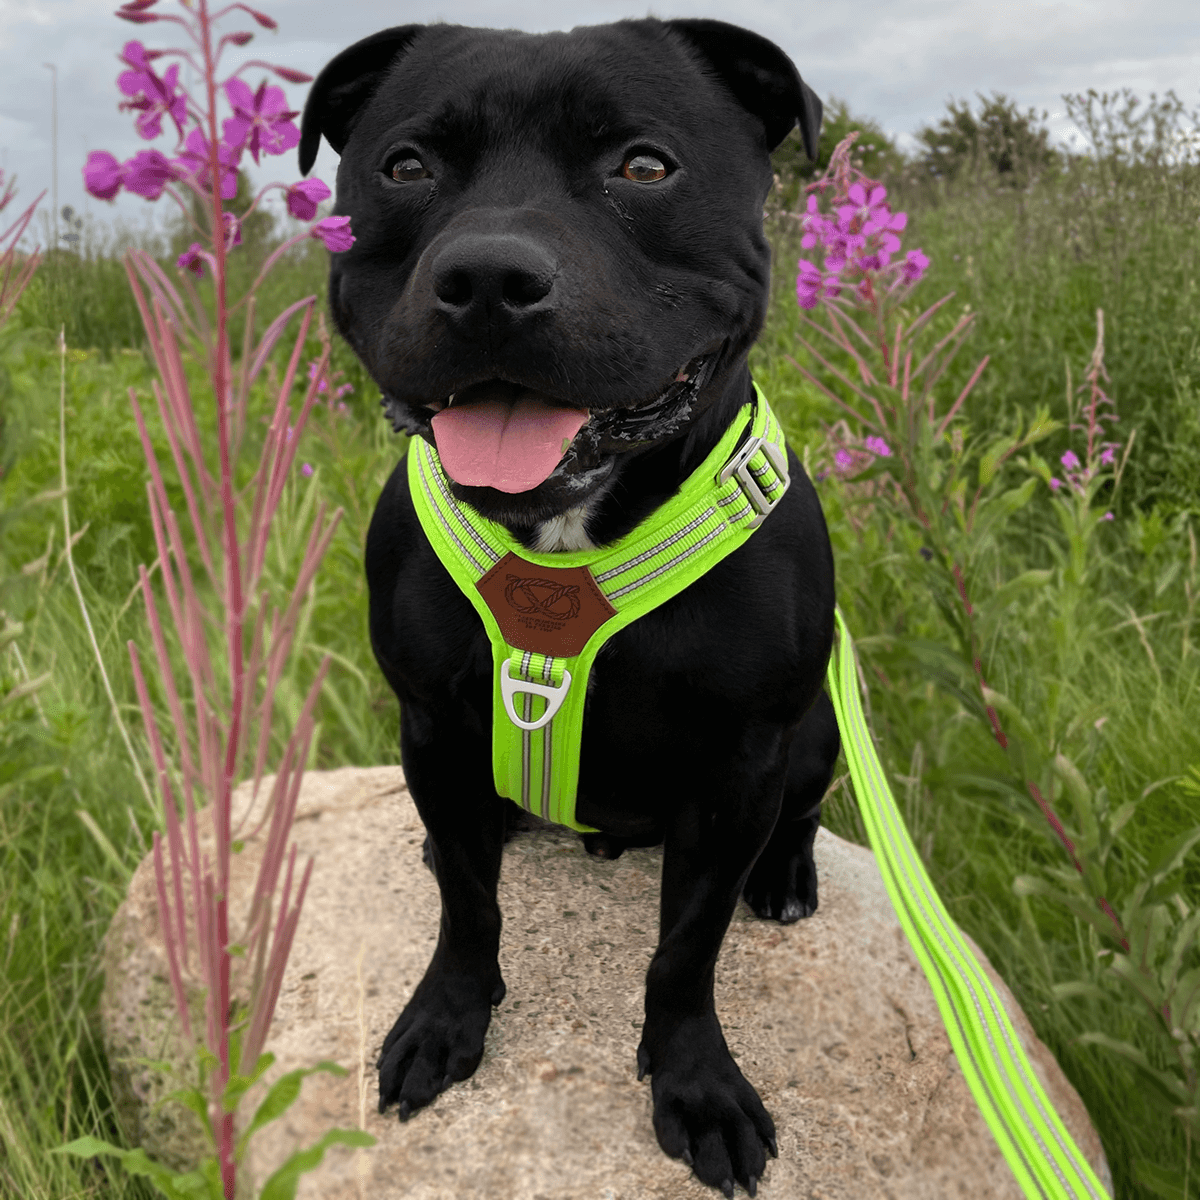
[300,19,820,528]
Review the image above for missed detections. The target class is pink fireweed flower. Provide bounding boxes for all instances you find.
[839,182,893,235]
[834,448,854,473]
[864,436,892,457]
[176,242,207,277]
[1100,445,1116,466]
[1048,477,1062,490]
[796,258,841,309]
[311,215,355,252]
[901,249,930,284]
[795,153,930,302]
[823,225,868,274]
[172,128,240,200]
[800,194,833,250]
[832,183,907,263]
[223,211,242,250]
[223,78,300,165]
[122,148,176,199]
[84,150,124,200]
[858,249,893,273]
[307,360,328,392]
[117,40,187,141]
[286,177,330,221]
[1061,450,1081,471]
[301,463,313,477]
[1103,511,1114,520]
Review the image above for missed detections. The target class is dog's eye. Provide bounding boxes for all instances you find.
[622,154,668,183]
[390,156,430,182]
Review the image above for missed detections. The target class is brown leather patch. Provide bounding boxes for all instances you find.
[476,552,617,657]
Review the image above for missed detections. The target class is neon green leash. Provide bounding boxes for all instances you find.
[407,390,1109,1197]
[828,609,1109,1198]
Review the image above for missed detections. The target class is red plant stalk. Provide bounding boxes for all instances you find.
[84,2,354,1194]
[0,189,46,329]
[791,137,1130,951]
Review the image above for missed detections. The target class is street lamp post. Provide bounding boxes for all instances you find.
[43,62,57,250]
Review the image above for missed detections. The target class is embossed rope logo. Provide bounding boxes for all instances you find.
[504,574,581,621]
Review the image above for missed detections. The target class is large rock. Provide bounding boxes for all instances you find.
[102,766,1112,1198]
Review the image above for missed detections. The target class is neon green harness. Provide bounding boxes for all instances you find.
[407,385,1109,1199]
[409,384,790,830]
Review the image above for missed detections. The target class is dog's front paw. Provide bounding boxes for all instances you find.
[637,1017,776,1198]
[377,970,505,1119]
[742,845,818,923]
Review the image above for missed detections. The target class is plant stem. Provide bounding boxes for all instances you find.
[197,2,237,1191]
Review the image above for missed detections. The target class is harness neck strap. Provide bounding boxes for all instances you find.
[408,383,790,830]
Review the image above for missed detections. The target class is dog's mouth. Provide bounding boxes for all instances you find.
[388,352,718,495]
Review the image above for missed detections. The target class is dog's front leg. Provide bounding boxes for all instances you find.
[638,750,786,1198]
[377,700,507,1120]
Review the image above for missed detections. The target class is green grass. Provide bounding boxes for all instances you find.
[3,139,1200,1198]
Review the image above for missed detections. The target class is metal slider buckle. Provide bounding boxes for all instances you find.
[500,659,572,731]
[717,436,791,529]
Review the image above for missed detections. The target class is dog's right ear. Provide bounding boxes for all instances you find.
[299,25,424,175]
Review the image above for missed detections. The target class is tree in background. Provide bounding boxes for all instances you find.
[913,92,1058,186]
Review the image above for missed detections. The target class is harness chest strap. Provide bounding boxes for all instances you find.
[408,384,790,831]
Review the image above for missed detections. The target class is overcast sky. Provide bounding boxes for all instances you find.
[2,0,1197,245]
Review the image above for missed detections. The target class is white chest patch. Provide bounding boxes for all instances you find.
[533,504,595,552]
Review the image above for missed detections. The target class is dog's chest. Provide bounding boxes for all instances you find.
[532,505,594,552]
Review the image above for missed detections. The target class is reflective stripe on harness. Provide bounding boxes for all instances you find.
[828,609,1110,1199]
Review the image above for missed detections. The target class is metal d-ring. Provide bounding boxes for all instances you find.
[500,659,572,731]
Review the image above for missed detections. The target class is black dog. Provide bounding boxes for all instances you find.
[300,19,840,1196]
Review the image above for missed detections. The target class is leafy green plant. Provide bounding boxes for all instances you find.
[791,131,1200,1192]
[56,1050,369,1200]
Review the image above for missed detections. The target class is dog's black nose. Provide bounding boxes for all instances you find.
[432,234,556,327]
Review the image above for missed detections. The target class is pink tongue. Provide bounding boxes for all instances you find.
[431,396,589,493]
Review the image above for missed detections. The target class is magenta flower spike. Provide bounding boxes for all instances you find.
[84,150,124,200]
[223,77,300,164]
[69,2,367,1195]
[787,141,1136,976]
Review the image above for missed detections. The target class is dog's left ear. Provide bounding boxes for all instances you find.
[299,24,425,174]
[664,19,822,159]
